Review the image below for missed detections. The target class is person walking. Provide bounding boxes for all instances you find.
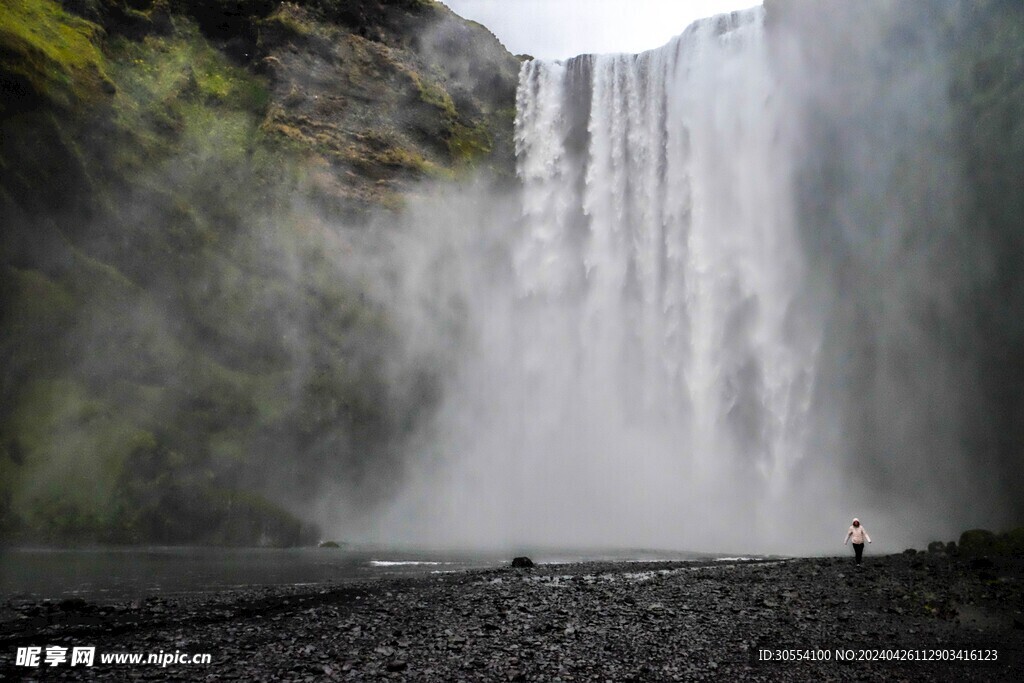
[844,518,871,565]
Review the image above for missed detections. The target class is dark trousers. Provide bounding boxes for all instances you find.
[852,542,864,564]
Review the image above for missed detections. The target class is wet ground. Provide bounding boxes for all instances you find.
[2,553,1022,681]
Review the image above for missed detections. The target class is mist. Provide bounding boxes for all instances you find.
[317,0,1023,555]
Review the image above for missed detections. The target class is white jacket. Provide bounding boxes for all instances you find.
[845,519,871,544]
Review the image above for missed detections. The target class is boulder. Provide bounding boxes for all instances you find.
[927,541,946,554]
[959,529,998,556]
[511,556,534,568]
[1002,527,1024,556]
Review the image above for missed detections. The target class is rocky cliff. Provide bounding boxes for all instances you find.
[0,0,520,544]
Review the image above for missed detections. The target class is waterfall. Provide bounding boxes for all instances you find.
[375,8,825,552]
[501,8,818,548]
[367,3,1018,554]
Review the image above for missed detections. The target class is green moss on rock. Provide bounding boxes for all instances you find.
[3,378,157,539]
[447,120,491,166]
[415,73,457,119]
[260,3,315,40]
[108,19,270,138]
[0,0,113,111]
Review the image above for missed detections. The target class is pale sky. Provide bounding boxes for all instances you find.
[441,0,763,60]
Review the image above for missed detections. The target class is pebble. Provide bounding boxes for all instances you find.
[1,555,1022,681]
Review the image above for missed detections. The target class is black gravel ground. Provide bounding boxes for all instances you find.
[2,553,1022,681]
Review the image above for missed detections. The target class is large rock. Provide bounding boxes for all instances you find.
[960,528,1024,557]
[959,529,998,556]
[511,556,534,568]
[1002,527,1024,556]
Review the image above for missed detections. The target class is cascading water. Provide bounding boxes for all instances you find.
[376,8,823,553]
[507,8,817,549]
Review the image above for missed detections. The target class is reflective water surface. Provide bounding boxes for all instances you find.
[0,546,719,601]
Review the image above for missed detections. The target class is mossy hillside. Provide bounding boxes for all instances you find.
[253,0,520,214]
[408,69,496,170]
[3,378,155,538]
[141,0,519,215]
[1,0,521,544]
[257,28,457,213]
[0,5,428,545]
[108,20,270,128]
[0,0,113,111]
[0,222,390,545]
[0,0,115,217]
[415,72,457,119]
[0,236,316,543]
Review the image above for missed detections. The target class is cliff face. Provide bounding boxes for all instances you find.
[258,1,519,213]
[0,0,520,544]
[0,0,520,212]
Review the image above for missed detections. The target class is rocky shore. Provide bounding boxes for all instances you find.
[2,554,1022,681]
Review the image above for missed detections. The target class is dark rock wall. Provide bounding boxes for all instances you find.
[0,0,518,544]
